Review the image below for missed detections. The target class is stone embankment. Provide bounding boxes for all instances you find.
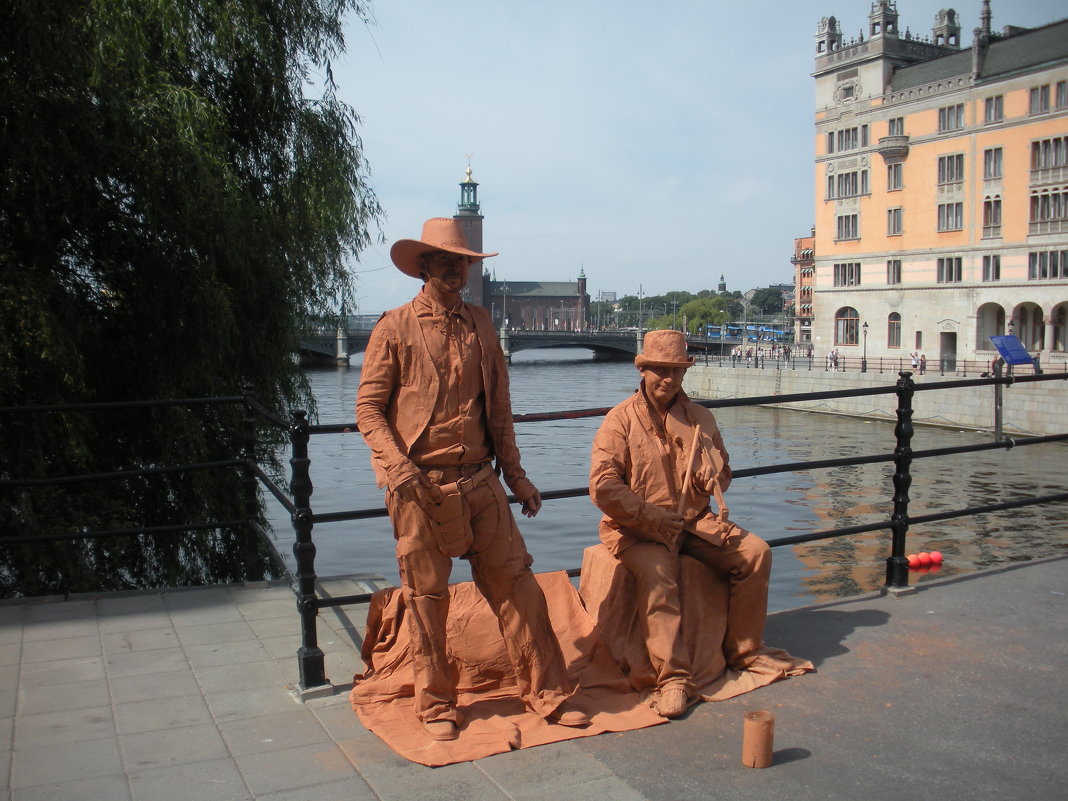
[684,363,1066,436]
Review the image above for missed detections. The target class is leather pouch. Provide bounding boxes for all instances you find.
[429,492,474,557]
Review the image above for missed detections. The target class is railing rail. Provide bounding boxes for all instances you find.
[3,371,1067,691]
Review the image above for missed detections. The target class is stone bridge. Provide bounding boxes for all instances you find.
[299,326,734,364]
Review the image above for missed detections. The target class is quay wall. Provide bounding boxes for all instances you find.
[683,364,1067,437]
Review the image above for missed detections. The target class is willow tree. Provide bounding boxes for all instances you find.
[0,0,382,596]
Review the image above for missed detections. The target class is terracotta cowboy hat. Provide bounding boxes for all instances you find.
[389,217,498,279]
[634,329,695,369]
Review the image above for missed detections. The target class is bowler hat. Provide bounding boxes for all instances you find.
[634,330,695,369]
[390,217,498,278]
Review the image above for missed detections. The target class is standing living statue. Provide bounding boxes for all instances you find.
[589,330,806,718]
[356,217,589,741]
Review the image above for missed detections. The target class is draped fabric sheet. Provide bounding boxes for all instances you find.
[350,556,813,766]
[350,571,666,766]
[578,544,814,704]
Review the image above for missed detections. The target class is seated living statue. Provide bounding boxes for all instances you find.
[586,329,811,718]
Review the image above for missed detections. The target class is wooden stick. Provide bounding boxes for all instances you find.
[676,427,702,515]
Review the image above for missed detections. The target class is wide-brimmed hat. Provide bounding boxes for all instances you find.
[389,217,498,278]
[634,330,695,369]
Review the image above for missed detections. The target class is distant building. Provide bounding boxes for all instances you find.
[811,1,1068,368]
[452,169,590,329]
[792,232,815,343]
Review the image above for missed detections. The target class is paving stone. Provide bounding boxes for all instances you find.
[19,678,110,715]
[105,647,188,678]
[114,694,213,735]
[10,772,132,801]
[257,776,377,801]
[11,736,123,788]
[101,627,179,654]
[194,661,289,694]
[0,642,22,666]
[184,640,272,670]
[14,705,115,748]
[234,742,358,796]
[217,709,331,756]
[203,686,303,723]
[21,634,101,663]
[478,740,614,791]
[121,722,230,771]
[20,618,95,644]
[233,600,295,621]
[110,669,200,705]
[128,756,249,801]
[343,747,510,801]
[20,656,104,688]
[96,593,167,619]
[175,620,259,647]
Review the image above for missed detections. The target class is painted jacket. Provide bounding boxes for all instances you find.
[590,388,733,555]
[355,295,534,500]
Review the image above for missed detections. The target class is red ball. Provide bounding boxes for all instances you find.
[907,554,920,568]
[929,551,943,565]
[917,552,933,567]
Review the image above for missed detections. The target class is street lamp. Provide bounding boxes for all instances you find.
[861,321,869,373]
[501,280,509,330]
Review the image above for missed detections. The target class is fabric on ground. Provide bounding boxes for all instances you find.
[578,544,814,704]
[350,570,666,766]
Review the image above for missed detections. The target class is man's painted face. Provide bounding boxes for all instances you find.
[640,364,687,410]
[421,251,471,295]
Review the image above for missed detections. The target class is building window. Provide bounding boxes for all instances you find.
[983,147,1002,179]
[1058,81,1068,109]
[887,207,903,236]
[887,258,902,284]
[938,103,964,132]
[982,254,1001,282]
[1031,136,1068,169]
[1029,190,1068,233]
[983,197,1002,238]
[1029,250,1068,280]
[836,214,859,241]
[827,132,835,154]
[834,170,867,197]
[888,313,902,348]
[887,162,903,191]
[915,331,923,350]
[984,95,1003,123]
[833,262,862,286]
[835,307,860,346]
[937,202,963,231]
[937,256,962,283]
[888,117,904,136]
[938,154,965,185]
[1030,85,1051,115]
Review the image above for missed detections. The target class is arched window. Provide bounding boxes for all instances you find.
[887,313,901,348]
[976,303,1005,348]
[835,307,860,345]
[1054,304,1067,352]
[1014,303,1045,350]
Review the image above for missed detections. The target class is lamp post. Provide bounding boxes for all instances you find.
[861,321,869,373]
[501,280,509,330]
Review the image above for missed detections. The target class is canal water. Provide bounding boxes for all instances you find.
[269,348,1068,612]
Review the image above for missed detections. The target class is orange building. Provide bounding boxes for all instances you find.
[792,231,815,344]
[811,2,1068,370]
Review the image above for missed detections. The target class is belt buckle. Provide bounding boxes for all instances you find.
[455,476,474,495]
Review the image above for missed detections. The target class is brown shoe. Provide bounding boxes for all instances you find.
[422,719,459,741]
[548,701,590,728]
[657,686,688,718]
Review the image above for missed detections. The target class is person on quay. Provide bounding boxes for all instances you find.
[588,330,776,718]
[356,217,589,741]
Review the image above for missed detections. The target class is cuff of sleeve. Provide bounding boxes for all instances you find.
[387,462,421,492]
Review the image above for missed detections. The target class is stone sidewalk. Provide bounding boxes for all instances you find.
[1,558,1065,801]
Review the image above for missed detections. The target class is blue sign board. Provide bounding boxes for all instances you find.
[989,335,1034,366]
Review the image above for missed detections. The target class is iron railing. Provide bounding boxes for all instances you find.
[3,372,1067,691]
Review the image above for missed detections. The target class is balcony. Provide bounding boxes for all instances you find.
[876,135,910,163]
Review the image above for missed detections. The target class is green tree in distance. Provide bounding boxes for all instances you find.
[750,287,786,315]
[0,0,381,596]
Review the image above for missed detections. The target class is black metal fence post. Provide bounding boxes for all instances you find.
[290,410,326,688]
[886,371,915,591]
[242,385,264,582]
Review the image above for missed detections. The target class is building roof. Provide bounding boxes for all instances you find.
[889,19,1068,92]
[487,281,581,298]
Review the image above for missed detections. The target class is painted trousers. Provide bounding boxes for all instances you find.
[388,469,573,724]
[616,526,771,692]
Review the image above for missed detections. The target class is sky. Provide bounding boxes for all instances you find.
[330,0,1066,314]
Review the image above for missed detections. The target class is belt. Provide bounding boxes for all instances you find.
[419,462,495,496]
